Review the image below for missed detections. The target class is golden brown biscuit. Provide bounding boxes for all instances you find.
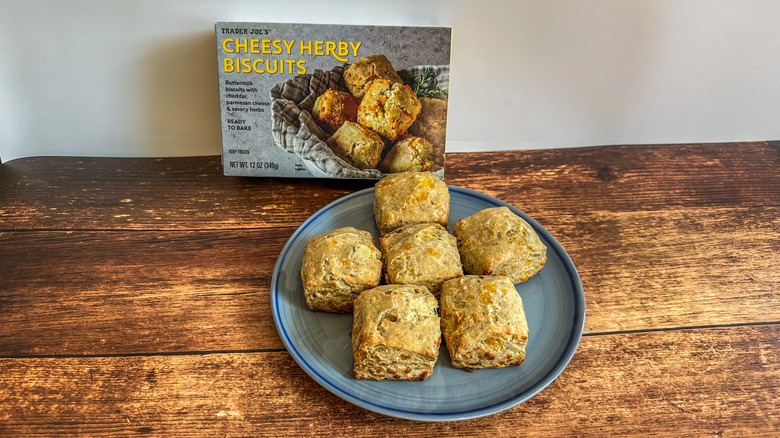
[379,135,441,173]
[440,275,529,371]
[312,89,360,134]
[352,284,441,380]
[343,54,404,99]
[300,227,382,313]
[326,121,385,170]
[453,207,547,284]
[357,79,421,142]
[373,171,449,235]
[380,223,462,298]
[407,97,448,165]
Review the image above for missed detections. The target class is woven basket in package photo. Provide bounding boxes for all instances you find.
[270,65,449,179]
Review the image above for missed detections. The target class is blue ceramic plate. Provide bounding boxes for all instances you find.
[271,186,585,421]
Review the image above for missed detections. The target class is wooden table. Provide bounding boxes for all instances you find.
[1,141,778,436]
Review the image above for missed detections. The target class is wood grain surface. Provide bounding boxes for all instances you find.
[0,205,777,355]
[2,142,777,230]
[1,141,778,436]
[1,325,777,436]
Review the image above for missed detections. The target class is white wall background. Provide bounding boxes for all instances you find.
[1,0,779,162]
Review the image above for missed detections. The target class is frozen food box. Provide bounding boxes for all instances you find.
[215,22,452,178]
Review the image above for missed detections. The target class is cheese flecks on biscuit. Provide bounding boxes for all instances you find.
[357,79,421,142]
[352,284,440,380]
[343,54,404,99]
[373,171,449,235]
[440,275,529,371]
[380,223,462,298]
[454,207,547,284]
[301,227,382,313]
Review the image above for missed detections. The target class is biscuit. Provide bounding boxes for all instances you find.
[312,89,360,134]
[352,284,441,380]
[379,135,441,173]
[300,227,382,313]
[373,171,449,235]
[453,207,547,284]
[326,121,385,170]
[440,275,529,371]
[357,79,421,142]
[407,97,448,165]
[380,223,462,298]
[343,54,404,99]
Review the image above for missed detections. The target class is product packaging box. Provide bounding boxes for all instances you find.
[215,22,452,178]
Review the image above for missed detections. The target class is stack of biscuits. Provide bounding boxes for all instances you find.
[300,172,548,380]
[311,55,446,173]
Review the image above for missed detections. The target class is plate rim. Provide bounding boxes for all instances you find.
[271,185,586,421]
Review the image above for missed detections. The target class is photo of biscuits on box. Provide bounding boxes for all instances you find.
[343,54,404,99]
[325,121,384,170]
[312,89,360,134]
[271,55,449,179]
[379,135,441,173]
